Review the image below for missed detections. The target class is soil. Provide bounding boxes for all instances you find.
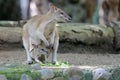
[0,42,120,68]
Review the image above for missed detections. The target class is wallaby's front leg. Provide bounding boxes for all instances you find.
[36,31,49,47]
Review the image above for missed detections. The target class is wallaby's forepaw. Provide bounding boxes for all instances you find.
[45,41,50,48]
[46,44,53,49]
[46,45,51,49]
[49,43,53,48]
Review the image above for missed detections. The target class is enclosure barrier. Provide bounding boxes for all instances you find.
[0,64,119,80]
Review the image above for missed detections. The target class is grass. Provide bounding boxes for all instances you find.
[40,61,72,67]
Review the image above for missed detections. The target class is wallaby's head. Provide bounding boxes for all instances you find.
[49,4,71,22]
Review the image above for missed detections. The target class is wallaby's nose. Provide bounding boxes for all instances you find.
[67,17,71,22]
[68,17,71,21]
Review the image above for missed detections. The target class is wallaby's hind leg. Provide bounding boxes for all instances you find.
[22,32,33,64]
[52,35,59,64]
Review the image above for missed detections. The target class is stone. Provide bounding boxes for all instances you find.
[63,67,84,80]
[0,67,7,71]
[69,76,82,80]
[20,74,31,80]
[31,63,41,70]
[38,68,54,80]
[92,68,110,80]
[109,68,120,80]
[0,75,7,80]
[53,77,67,80]
[82,70,92,80]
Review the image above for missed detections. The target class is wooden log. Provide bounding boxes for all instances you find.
[0,27,22,43]
[0,23,114,45]
[0,21,27,27]
[58,23,114,45]
[0,21,18,27]
[110,22,120,51]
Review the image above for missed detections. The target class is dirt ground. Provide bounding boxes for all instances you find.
[0,42,120,68]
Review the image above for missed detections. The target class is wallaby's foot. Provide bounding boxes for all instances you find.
[23,60,33,65]
[52,61,57,64]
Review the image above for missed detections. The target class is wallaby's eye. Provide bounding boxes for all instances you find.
[41,48,47,52]
[60,12,64,15]
[41,49,45,51]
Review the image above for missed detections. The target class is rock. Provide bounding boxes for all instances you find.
[37,68,54,80]
[20,74,31,80]
[83,70,92,80]
[109,68,120,80]
[92,68,110,80]
[53,77,66,80]
[31,63,41,70]
[0,67,7,71]
[63,67,84,80]
[0,75,7,80]
[69,76,82,80]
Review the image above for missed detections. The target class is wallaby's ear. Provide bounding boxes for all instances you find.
[49,3,57,13]
[32,44,39,48]
[29,44,38,52]
[29,44,34,53]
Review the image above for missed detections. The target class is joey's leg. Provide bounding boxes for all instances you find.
[34,57,42,64]
[35,58,42,64]
[43,54,48,63]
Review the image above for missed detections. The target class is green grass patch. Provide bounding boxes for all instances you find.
[40,61,72,67]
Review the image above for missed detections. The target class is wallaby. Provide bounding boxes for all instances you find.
[22,4,71,64]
